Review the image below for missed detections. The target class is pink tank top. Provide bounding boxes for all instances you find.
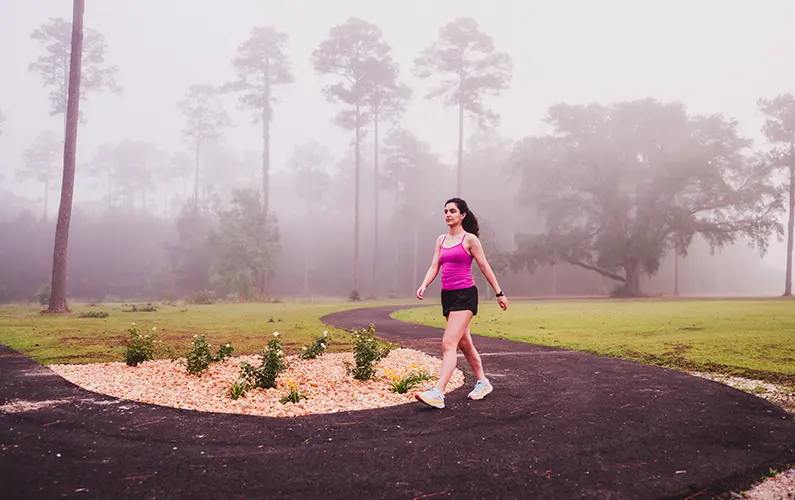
[439,233,475,290]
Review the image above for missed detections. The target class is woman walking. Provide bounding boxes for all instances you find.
[415,198,508,409]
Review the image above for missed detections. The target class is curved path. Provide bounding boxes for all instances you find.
[0,305,793,499]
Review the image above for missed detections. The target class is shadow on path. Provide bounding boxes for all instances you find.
[0,305,792,499]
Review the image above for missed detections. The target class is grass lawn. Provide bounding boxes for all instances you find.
[392,298,795,386]
[0,301,394,365]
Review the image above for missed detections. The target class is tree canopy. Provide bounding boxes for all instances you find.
[509,98,783,297]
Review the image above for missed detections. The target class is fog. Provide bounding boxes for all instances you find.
[1,0,794,302]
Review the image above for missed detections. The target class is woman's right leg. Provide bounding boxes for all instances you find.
[433,310,472,393]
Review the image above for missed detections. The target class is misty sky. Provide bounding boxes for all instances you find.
[2,0,795,268]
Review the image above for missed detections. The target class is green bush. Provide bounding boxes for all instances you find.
[122,302,157,312]
[78,311,109,318]
[188,290,216,305]
[124,323,158,366]
[238,333,287,389]
[300,331,329,360]
[185,336,234,376]
[343,325,392,381]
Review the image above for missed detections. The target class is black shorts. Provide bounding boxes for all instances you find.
[441,285,478,317]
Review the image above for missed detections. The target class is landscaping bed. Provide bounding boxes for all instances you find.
[49,345,463,418]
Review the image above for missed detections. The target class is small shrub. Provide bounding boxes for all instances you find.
[348,290,361,302]
[124,323,159,366]
[384,366,434,394]
[188,290,216,305]
[238,332,287,389]
[228,378,249,400]
[78,311,109,318]
[35,284,51,306]
[279,378,307,404]
[185,336,234,376]
[300,331,329,360]
[343,325,392,381]
[122,302,157,313]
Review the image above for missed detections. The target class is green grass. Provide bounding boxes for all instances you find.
[0,301,393,365]
[392,298,795,386]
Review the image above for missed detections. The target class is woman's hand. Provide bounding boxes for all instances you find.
[416,285,426,300]
[497,294,508,310]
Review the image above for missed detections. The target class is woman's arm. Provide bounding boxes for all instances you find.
[416,235,443,300]
[468,235,509,310]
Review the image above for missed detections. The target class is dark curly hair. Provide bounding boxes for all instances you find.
[445,197,479,237]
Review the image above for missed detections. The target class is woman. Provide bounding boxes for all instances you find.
[414,197,508,409]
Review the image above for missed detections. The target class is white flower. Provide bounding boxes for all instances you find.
[320,343,326,349]
[225,343,230,348]
[323,331,328,337]
[277,350,283,356]
[193,335,198,338]
[152,327,157,331]
[273,332,279,337]
[302,347,307,350]
[131,322,136,326]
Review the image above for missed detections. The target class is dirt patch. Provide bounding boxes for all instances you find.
[48,348,464,418]
[0,398,73,414]
[690,371,795,414]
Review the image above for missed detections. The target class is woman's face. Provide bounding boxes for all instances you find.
[444,202,465,227]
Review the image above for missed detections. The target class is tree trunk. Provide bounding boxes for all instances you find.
[393,187,400,296]
[261,84,272,297]
[457,87,464,197]
[304,199,310,296]
[412,229,418,290]
[193,138,200,202]
[614,260,643,298]
[353,102,361,294]
[673,248,679,297]
[48,0,84,313]
[551,263,557,297]
[371,110,379,298]
[43,179,49,221]
[785,160,794,297]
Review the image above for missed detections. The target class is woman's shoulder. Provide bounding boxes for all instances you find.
[463,232,481,246]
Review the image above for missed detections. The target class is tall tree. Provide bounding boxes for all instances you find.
[289,140,332,294]
[177,84,231,202]
[365,62,411,298]
[18,131,62,220]
[758,93,795,296]
[312,17,394,296]
[414,17,512,196]
[0,109,5,191]
[113,140,163,212]
[382,128,441,294]
[509,99,783,297]
[224,26,293,233]
[29,15,119,123]
[48,0,86,313]
[208,189,277,300]
[88,142,119,208]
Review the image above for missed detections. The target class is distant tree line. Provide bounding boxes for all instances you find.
[1,11,793,305]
